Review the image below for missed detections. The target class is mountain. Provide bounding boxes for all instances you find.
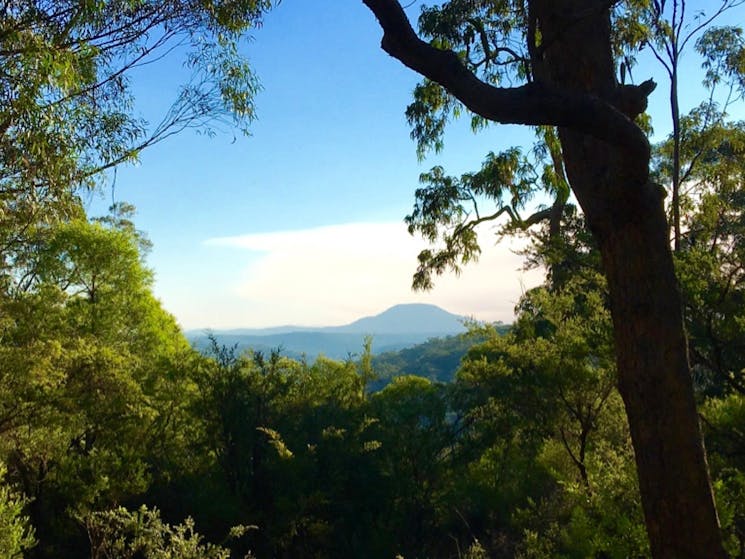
[188,303,469,359]
[327,303,465,335]
[191,303,467,337]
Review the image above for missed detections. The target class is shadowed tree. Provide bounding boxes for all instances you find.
[359,0,739,556]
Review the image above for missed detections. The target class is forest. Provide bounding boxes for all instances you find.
[1,0,745,558]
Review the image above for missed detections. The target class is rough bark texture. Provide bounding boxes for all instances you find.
[600,186,723,558]
[531,3,724,555]
[362,0,727,556]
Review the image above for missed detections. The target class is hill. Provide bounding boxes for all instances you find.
[368,322,511,390]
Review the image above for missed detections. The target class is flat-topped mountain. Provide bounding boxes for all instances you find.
[188,304,468,359]
[334,303,464,335]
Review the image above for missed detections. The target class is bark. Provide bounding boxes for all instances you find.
[362,0,727,556]
[599,183,723,558]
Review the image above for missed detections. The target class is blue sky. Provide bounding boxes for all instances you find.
[85,1,744,330]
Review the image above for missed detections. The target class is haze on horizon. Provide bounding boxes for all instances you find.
[176,222,544,330]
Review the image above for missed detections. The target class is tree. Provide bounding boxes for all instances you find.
[0,212,202,557]
[369,376,452,558]
[456,271,648,557]
[632,0,743,252]
[0,0,272,296]
[665,116,745,397]
[360,0,730,556]
[649,23,745,397]
[0,0,269,182]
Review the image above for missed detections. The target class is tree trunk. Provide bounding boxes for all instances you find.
[361,0,727,555]
[600,186,724,558]
[533,2,725,556]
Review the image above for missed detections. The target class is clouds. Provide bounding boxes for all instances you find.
[193,221,544,329]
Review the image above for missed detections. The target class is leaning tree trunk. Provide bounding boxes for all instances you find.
[361,0,727,555]
[533,2,725,557]
[600,179,725,558]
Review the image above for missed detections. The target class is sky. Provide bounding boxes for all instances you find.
[85,1,743,330]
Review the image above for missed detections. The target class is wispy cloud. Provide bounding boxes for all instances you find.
[191,222,543,329]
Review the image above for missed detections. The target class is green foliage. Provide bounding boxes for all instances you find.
[0,211,203,556]
[656,113,745,396]
[395,5,745,554]
[454,269,646,557]
[0,463,36,558]
[0,0,270,189]
[407,129,570,290]
[368,376,453,558]
[406,79,461,158]
[701,393,745,555]
[0,1,272,312]
[2,3,744,557]
[190,341,384,557]
[407,0,529,158]
[713,469,745,556]
[85,505,250,559]
[697,25,745,94]
[370,332,494,388]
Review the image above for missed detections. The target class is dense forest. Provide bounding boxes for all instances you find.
[2,0,745,558]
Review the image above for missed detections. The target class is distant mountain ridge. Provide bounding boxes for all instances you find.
[188,304,468,360]
[195,303,466,337]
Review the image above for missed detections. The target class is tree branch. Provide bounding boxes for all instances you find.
[362,0,652,161]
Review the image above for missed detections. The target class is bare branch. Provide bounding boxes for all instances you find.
[679,0,744,53]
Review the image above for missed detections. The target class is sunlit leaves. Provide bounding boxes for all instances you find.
[0,0,273,273]
[654,109,745,395]
[697,26,745,96]
[85,505,236,559]
[455,274,646,558]
[406,141,565,290]
[0,213,201,552]
[0,463,35,558]
[701,394,745,552]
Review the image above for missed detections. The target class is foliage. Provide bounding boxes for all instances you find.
[663,116,745,396]
[406,127,569,290]
[370,331,497,389]
[369,376,452,558]
[0,0,273,309]
[85,505,250,559]
[701,393,745,554]
[0,462,36,558]
[2,1,745,558]
[0,0,270,190]
[0,210,203,556]
[452,259,646,557]
[383,3,745,553]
